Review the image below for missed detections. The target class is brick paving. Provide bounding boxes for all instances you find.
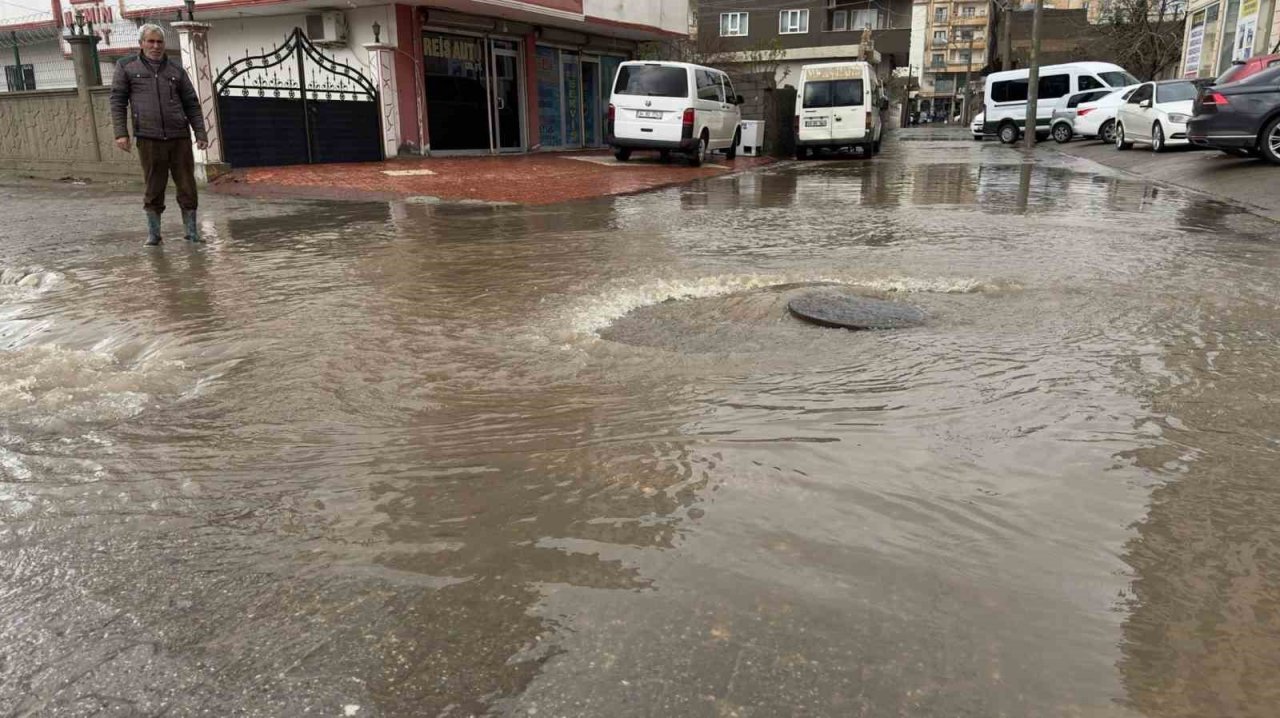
[210,151,776,205]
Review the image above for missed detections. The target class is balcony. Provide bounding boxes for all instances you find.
[949,36,987,48]
[951,14,990,25]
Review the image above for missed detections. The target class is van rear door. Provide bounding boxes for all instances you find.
[829,77,867,141]
[611,64,690,145]
[800,80,834,143]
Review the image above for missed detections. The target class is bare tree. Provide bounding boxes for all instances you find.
[1093,0,1187,80]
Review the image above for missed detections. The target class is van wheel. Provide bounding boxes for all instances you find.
[725,129,740,160]
[998,123,1019,145]
[1052,122,1073,143]
[659,149,671,163]
[614,147,632,162]
[873,137,882,154]
[688,134,708,167]
[795,145,808,160]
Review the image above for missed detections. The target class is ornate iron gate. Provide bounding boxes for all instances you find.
[215,28,382,167]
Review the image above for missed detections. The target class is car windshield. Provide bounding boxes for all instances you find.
[1100,71,1140,87]
[613,65,688,97]
[1156,81,1197,103]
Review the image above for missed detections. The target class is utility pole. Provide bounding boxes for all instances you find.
[1001,0,1013,71]
[1023,0,1043,149]
[961,32,976,122]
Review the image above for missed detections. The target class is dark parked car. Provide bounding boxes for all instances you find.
[1188,65,1280,164]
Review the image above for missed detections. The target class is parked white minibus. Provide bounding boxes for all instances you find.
[983,62,1139,143]
[794,61,886,159]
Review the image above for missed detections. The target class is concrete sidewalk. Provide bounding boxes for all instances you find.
[1050,139,1280,222]
[210,151,775,205]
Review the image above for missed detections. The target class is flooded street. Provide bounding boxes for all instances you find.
[3,131,1280,716]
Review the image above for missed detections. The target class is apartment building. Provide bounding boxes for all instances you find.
[918,0,992,121]
[699,0,917,88]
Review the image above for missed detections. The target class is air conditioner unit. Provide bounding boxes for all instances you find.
[306,11,349,47]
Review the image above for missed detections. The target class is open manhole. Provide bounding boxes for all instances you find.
[788,289,925,330]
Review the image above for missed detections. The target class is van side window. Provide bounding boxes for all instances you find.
[1039,74,1070,99]
[991,79,1029,103]
[696,70,722,101]
[1078,75,1104,90]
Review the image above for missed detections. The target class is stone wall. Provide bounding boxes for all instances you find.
[0,86,135,177]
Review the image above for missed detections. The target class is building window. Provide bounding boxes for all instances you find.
[831,9,849,31]
[720,12,749,37]
[958,51,971,63]
[932,53,945,67]
[779,9,809,34]
[935,8,948,21]
[933,30,947,43]
[853,9,880,28]
[4,64,35,92]
[962,5,977,16]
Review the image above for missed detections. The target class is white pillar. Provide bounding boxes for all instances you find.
[364,42,401,158]
[173,21,230,182]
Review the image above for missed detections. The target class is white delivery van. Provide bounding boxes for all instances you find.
[607,61,743,167]
[983,62,1138,144]
[794,61,886,159]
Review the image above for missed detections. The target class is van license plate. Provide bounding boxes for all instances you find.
[636,110,663,119]
[804,118,827,127]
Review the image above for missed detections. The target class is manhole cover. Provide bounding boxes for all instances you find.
[788,290,925,330]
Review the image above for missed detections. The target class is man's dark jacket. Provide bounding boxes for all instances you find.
[109,53,207,143]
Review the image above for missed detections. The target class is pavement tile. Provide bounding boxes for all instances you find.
[210,151,776,205]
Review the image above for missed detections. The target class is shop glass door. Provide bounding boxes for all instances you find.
[423,32,489,151]
[491,40,524,151]
[581,59,601,147]
[560,52,582,148]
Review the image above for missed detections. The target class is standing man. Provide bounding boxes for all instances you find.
[110,24,209,246]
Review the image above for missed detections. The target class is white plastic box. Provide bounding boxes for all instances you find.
[737,120,765,156]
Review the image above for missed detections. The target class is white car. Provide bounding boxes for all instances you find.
[608,61,743,167]
[970,111,985,140]
[1114,80,1198,152]
[1073,85,1138,144]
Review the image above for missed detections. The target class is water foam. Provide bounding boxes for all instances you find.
[558,273,1014,338]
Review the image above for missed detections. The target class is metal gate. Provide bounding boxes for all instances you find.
[215,28,382,167]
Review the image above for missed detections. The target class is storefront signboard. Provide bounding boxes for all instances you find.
[1184,14,1205,77]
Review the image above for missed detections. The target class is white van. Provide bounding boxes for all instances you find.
[983,62,1139,144]
[607,61,743,167]
[794,61,886,159]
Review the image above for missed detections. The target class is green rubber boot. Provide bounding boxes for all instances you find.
[182,209,203,243]
[145,210,162,246]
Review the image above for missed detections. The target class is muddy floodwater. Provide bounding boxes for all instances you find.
[3,133,1280,717]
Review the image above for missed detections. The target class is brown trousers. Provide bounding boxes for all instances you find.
[137,137,198,214]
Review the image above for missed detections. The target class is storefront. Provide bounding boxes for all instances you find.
[533,45,625,149]
[422,30,528,152]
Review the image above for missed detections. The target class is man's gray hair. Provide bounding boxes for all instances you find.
[138,23,166,42]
